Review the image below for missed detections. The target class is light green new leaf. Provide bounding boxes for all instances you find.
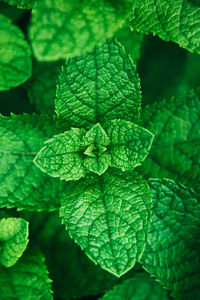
[130,0,200,54]
[0,14,32,91]
[105,119,154,171]
[34,128,87,181]
[2,0,36,9]
[0,249,53,299]
[139,88,200,187]
[26,60,63,115]
[0,113,65,211]
[0,218,29,267]
[82,123,111,175]
[141,179,200,299]
[60,169,152,277]
[29,0,133,61]
[100,273,168,300]
[56,40,141,130]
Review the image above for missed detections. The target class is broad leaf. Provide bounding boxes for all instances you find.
[0,249,53,299]
[139,88,200,187]
[60,169,152,277]
[0,14,32,91]
[0,218,29,267]
[29,0,133,61]
[0,113,65,211]
[34,128,87,181]
[130,0,200,54]
[141,179,200,299]
[100,273,168,300]
[105,119,154,171]
[56,40,141,130]
[26,60,63,115]
[2,0,36,9]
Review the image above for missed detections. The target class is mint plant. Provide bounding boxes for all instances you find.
[0,0,200,299]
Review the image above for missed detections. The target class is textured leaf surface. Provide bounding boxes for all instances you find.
[130,0,200,54]
[0,218,29,267]
[0,14,32,90]
[22,211,141,299]
[100,273,168,300]
[56,40,141,130]
[35,128,86,181]
[60,169,152,277]
[29,0,133,61]
[0,250,53,299]
[141,179,200,299]
[105,119,154,171]
[26,60,63,115]
[139,88,200,187]
[2,0,36,9]
[0,113,65,211]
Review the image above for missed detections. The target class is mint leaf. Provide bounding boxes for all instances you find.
[141,179,200,299]
[29,0,133,61]
[130,0,200,54]
[100,273,168,300]
[139,88,200,187]
[105,119,154,171]
[0,14,32,90]
[0,113,65,211]
[114,26,143,62]
[34,128,86,181]
[60,169,152,277]
[82,123,111,175]
[26,60,63,115]
[56,40,141,130]
[2,0,36,9]
[0,218,29,267]
[0,249,53,299]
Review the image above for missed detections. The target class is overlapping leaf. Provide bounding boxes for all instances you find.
[60,169,152,277]
[0,14,32,90]
[0,113,65,211]
[29,0,133,61]
[130,0,200,54]
[100,273,168,300]
[0,249,53,299]
[139,88,200,187]
[0,218,29,267]
[55,39,141,130]
[141,179,200,299]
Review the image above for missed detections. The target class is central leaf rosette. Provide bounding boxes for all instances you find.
[34,120,153,180]
[33,40,154,277]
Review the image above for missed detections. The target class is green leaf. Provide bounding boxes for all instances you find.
[0,249,53,299]
[29,0,133,61]
[2,0,36,9]
[34,128,86,181]
[141,179,200,299]
[26,60,63,115]
[55,39,141,130]
[105,119,154,171]
[0,14,32,90]
[60,169,152,277]
[139,88,200,187]
[100,273,168,300]
[114,26,143,62]
[0,113,65,211]
[0,218,29,267]
[82,123,111,175]
[130,0,200,54]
